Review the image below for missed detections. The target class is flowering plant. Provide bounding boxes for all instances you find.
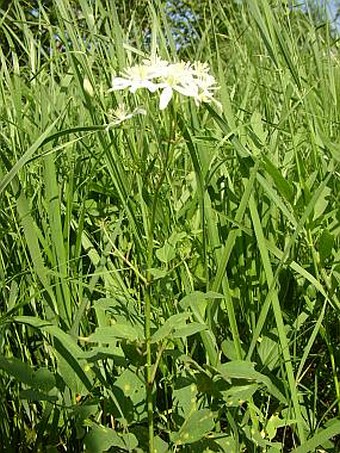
[109,56,221,111]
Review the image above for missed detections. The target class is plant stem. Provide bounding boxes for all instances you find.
[144,112,175,453]
[144,284,154,453]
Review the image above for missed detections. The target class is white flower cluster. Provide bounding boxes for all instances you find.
[109,56,220,111]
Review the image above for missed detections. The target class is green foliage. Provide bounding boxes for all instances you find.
[0,0,340,452]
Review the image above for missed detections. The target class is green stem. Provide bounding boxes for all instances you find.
[144,109,176,452]
[144,284,154,453]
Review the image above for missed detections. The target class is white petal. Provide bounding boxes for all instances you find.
[159,86,173,110]
[174,83,198,97]
[133,107,147,115]
[109,77,131,91]
[143,80,159,93]
[128,80,159,93]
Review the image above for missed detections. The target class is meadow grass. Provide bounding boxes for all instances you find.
[0,0,340,451]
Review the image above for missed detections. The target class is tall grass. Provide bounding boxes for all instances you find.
[0,0,339,451]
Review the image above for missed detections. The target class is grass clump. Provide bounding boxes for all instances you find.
[0,0,339,451]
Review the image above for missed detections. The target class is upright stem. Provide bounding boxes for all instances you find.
[143,110,174,453]
[143,188,155,453]
[145,283,154,453]
[136,165,155,453]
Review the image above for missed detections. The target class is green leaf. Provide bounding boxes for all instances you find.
[266,414,286,441]
[267,448,282,453]
[0,355,55,391]
[217,360,286,403]
[318,134,340,162]
[173,379,198,418]
[313,186,331,220]
[14,316,93,394]
[214,436,238,452]
[0,115,63,195]
[114,368,145,405]
[179,291,224,321]
[79,346,126,364]
[156,242,176,264]
[222,383,259,407]
[318,229,334,264]
[172,409,215,446]
[32,367,56,392]
[221,339,246,361]
[257,332,281,370]
[250,110,267,145]
[84,423,138,452]
[16,192,56,313]
[154,436,168,453]
[292,419,340,453]
[262,156,294,203]
[19,389,58,402]
[217,360,258,380]
[149,268,168,280]
[173,322,207,338]
[151,313,190,343]
[88,323,144,343]
[152,313,207,343]
[179,291,222,366]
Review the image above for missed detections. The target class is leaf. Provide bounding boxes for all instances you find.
[292,419,340,453]
[179,292,222,366]
[313,186,331,220]
[217,360,286,403]
[84,423,138,452]
[114,368,145,406]
[262,156,294,203]
[154,436,168,453]
[151,313,207,344]
[317,133,340,162]
[222,383,259,407]
[221,339,246,360]
[173,322,207,338]
[214,436,237,452]
[19,389,58,402]
[217,360,258,380]
[0,115,63,195]
[179,291,224,321]
[14,316,93,394]
[257,332,281,371]
[151,313,190,343]
[0,355,55,391]
[32,367,56,392]
[250,110,267,145]
[266,414,286,441]
[16,192,56,313]
[156,242,176,264]
[173,378,198,418]
[318,229,334,264]
[149,268,168,280]
[168,231,187,246]
[172,409,215,446]
[79,346,126,365]
[88,323,143,343]
[267,448,282,453]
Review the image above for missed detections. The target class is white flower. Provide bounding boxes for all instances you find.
[109,56,220,111]
[191,61,219,105]
[109,64,159,93]
[157,62,199,110]
[141,56,170,79]
[105,103,146,130]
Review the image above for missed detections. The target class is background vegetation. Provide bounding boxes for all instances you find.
[0,0,339,451]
